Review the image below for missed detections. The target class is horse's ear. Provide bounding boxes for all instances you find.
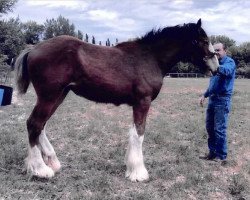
[197,19,202,27]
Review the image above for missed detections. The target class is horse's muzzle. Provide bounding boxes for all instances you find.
[210,69,218,76]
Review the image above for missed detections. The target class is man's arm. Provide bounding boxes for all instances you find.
[204,88,210,98]
[217,58,236,77]
[200,96,205,107]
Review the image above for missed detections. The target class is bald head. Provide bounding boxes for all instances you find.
[213,43,227,60]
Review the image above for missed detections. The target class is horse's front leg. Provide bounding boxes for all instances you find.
[125,97,151,182]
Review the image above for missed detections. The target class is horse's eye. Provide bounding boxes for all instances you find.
[204,40,209,45]
[192,40,198,45]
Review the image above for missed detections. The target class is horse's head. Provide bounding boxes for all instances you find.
[185,19,219,75]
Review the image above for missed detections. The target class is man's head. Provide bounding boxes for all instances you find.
[213,43,227,60]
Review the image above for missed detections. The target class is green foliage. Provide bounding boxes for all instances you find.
[0,54,10,76]
[22,21,44,44]
[92,36,95,44]
[106,38,110,46]
[169,62,200,73]
[43,15,76,39]
[237,42,250,63]
[0,18,25,63]
[85,33,89,42]
[230,42,250,77]
[77,30,83,40]
[244,64,250,78]
[0,0,19,72]
[210,35,236,49]
[0,0,17,14]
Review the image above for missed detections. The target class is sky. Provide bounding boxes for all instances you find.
[5,0,250,45]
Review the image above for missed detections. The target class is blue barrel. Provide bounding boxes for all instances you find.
[0,85,13,106]
[0,89,3,105]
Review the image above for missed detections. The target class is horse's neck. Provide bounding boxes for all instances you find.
[153,41,184,75]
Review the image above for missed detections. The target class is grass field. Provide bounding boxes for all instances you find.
[0,78,249,200]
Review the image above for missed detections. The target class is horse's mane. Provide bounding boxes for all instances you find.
[136,22,207,44]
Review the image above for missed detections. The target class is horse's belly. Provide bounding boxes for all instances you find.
[70,84,134,106]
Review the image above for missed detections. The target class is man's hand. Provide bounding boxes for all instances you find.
[199,96,205,107]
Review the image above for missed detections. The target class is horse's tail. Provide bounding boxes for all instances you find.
[15,45,34,94]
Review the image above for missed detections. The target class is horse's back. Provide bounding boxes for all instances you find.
[29,35,82,61]
[26,36,85,95]
[25,35,162,105]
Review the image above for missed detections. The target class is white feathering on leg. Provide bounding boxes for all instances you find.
[25,145,54,178]
[125,125,149,182]
[38,127,61,173]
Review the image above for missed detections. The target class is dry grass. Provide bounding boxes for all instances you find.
[0,78,249,200]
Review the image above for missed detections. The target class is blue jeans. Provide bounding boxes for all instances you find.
[206,96,231,160]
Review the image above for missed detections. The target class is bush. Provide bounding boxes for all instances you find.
[245,66,250,78]
[0,54,11,82]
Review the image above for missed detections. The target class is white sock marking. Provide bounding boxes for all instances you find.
[26,145,54,178]
[38,127,61,172]
[125,125,149,182]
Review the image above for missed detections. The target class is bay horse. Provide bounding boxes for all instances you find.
[15,19,219,182]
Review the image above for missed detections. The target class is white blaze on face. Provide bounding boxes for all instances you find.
[205,42,219,73]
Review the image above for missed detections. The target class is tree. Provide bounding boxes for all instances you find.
[245,64,250,78]
[0,54,9,75]
[237,42,250,63]
[92,36,95,44]
[169,62,197,73]
[0,18,24,64]
[0,0,17,15]
[85,34,89,42]
[43,15,76,39]
[77,30,83,40]
[0,0,19,70]
[231,42,250,77]
[106,38,110,46]
[209,35,236,49]
[43,18,56,39]
[22,21,44,44]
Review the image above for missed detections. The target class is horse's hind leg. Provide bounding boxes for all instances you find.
[38,89,69,173]
[26,101,56,178]
[26,90,68,178]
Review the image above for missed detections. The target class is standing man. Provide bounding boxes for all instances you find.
[200,43,236,162]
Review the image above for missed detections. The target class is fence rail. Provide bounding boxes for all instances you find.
[166,73,206,78]
[165,73,246,79]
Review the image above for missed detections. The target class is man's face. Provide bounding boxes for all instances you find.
[213,43,226,60]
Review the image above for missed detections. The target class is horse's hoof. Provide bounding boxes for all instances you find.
[125,167,149,182]
[26,159,55,178]
[35,166,54,178]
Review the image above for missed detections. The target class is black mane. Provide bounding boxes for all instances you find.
[137,22,207,44]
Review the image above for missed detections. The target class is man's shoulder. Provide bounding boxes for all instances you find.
[224,56,236,65]
[225,56,235,62]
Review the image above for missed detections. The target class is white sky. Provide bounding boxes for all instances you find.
[5,0,250,45]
